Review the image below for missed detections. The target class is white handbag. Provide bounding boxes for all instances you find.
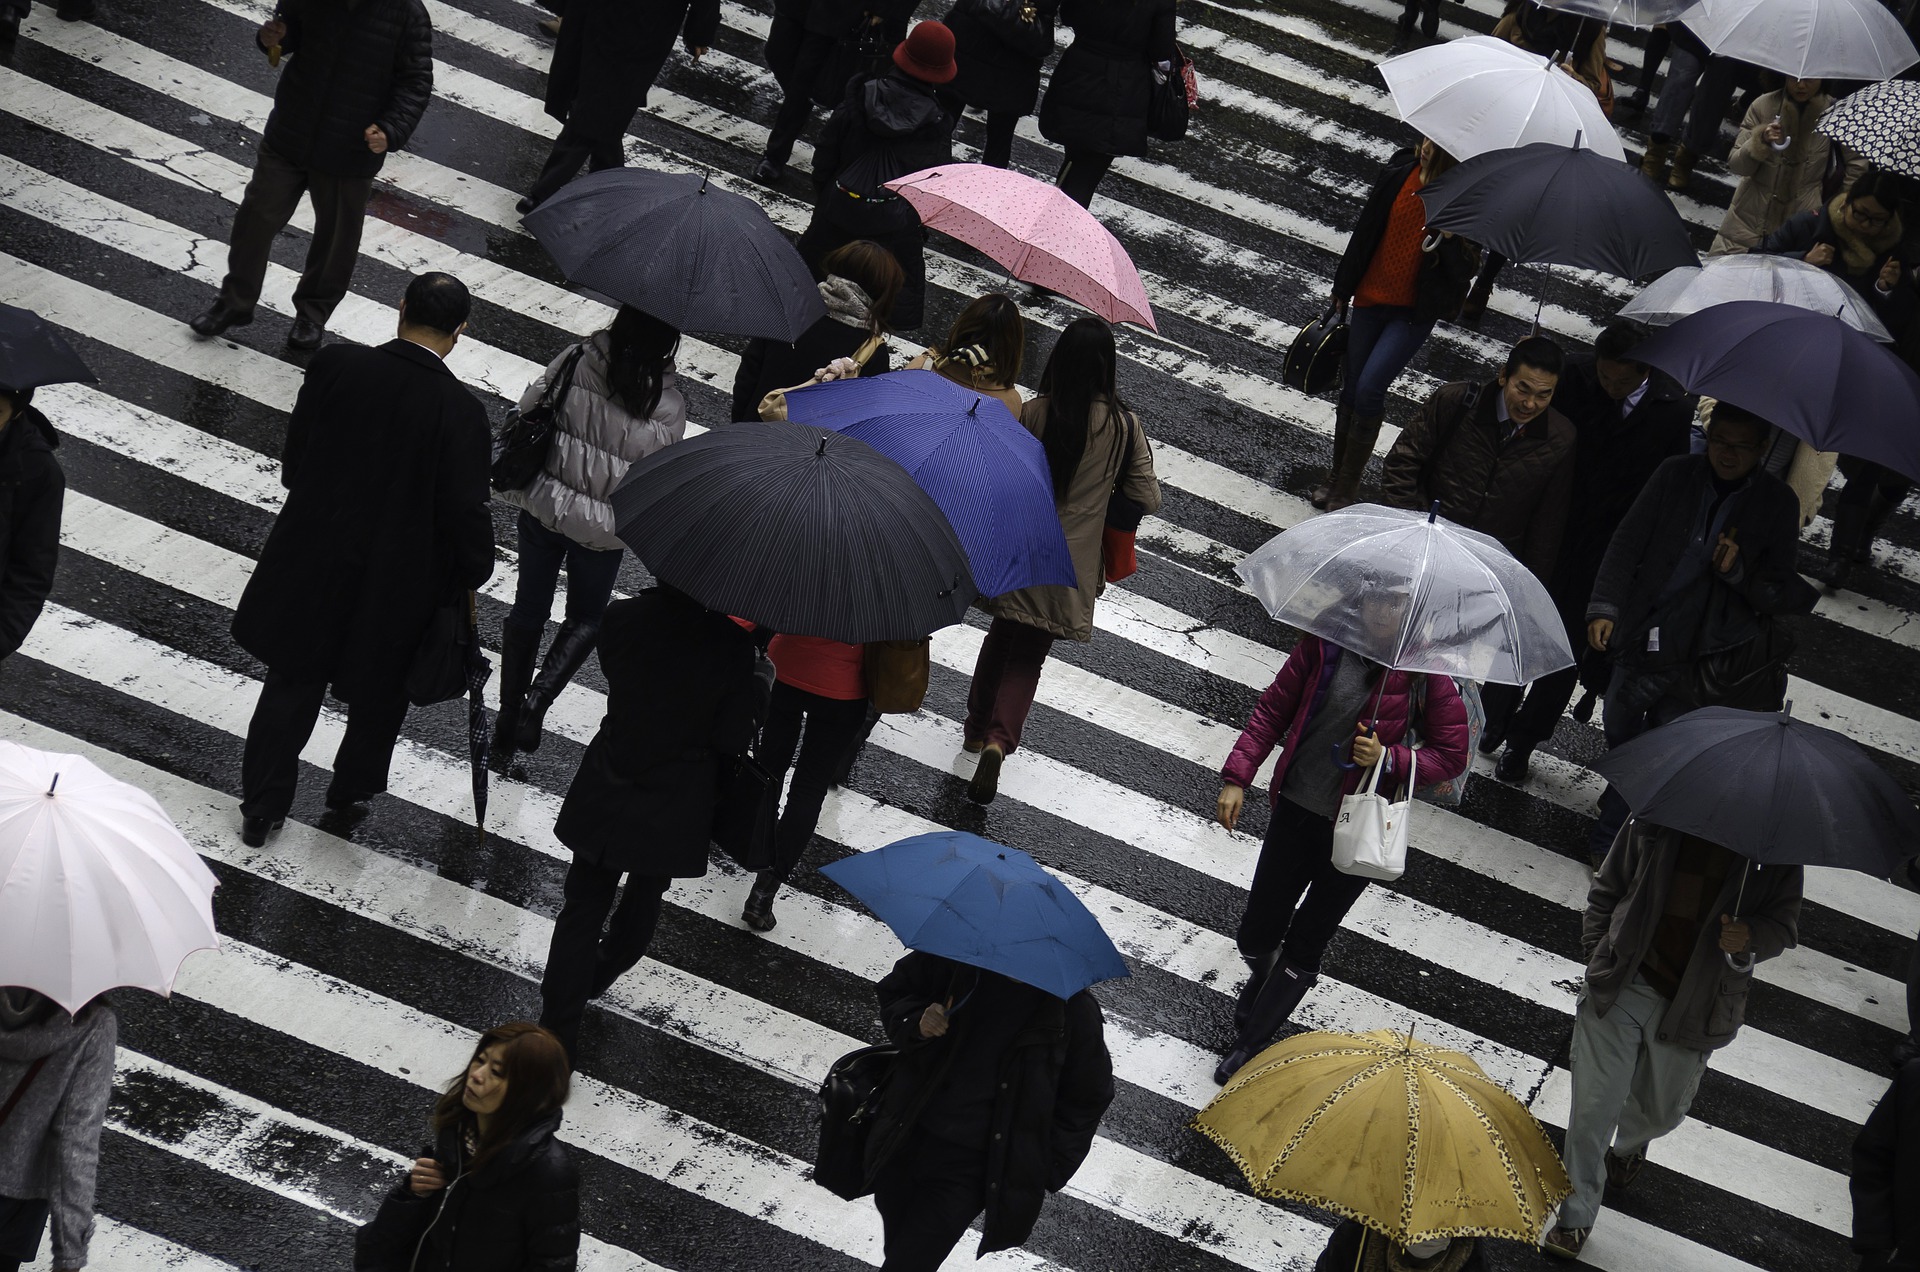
[1330,748,1415,881]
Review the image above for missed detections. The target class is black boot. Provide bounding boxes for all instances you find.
[490,624,540,774]
[515,619,600,753]
[1230,949,1281,1036]
[1819,501,1871,588]
[742,870,781,932]
[1215,960,1318,1084]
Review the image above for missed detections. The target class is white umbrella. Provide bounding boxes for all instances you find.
[1538,0,1692,26]
[1236,504,1575,685]
[1378,36,1628,163]
[1677,0,1919,80]
[0,743,219,1014]
[1621,254,1894,340]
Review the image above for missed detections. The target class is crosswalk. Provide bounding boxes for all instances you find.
[3,0,1916,1268]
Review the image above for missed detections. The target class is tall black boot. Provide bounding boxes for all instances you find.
[490,624,540,773]
[1231,949,1282,1036]
[1215,960,1318,1084]
[1818,501,1871,588]
[514,619,600,753]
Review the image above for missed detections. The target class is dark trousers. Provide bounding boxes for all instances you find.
[755,680,869,879]
[240,669,410,821]
[964,617,1055,754]
[1056,149,1115,208]
[765,30,838,165]
[1235,795,1369,973]
[219,141,374,327]
[507,511,624,634]
[1630,26,1671,102]
[939,92,1021,170]
[1481,664,1579,754]
[873,1129,989,1272]
[525,119,626,210]
[540,859,673,1050]
[1586,663,1689,860]
[0,1193,50,1267]
[1907,925,1919,1042]
[1399,0,1440,37]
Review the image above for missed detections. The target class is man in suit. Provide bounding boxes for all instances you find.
[230,273,494,848]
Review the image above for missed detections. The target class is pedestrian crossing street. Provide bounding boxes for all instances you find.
[2,0,1916,1267]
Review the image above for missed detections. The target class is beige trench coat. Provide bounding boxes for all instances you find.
[1711,89,1865,255]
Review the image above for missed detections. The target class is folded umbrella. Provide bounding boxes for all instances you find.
[1620,254,1893,341]
[0,303,96,392]
[1818,81,1920,179]
[1678,0,1918,80]
[820,830,1130,999]
[522,168,825,341]
[1379,36,1627,162]
[1629,300,1920,482]
[883,164,1156,330]
[611,422,974,643]
[782,370,1075,597]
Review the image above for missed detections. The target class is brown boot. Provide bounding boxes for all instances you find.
[1667,144,1695,191]
[1639,139,1672,185]
[1312,406,1353,509]
[1326,415,1383,510]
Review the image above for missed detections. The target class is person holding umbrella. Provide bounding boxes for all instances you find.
[730,240,903,422]
[0,386,62,671]
[908,291,1029,418]
[1711,77,1864,255]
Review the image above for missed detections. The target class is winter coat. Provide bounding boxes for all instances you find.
[1583,820,1801,1052]
[730,276,894,421]
[553,588,761,877]
[812,70,958,235]
[1586,454,1807,670]
[1220,634,1470,801]
[544,0,720,139]
[1712,89,1864,254]
[499,334,687,552]
[766,0,917,107]
[864,953,1115,1256]
[1333,151,1483,324]
[260,0,433,180]
[0,407,63,661]
[942,0,1062,116]
[981,395,1161,641]
[1760,199,1916,335]
[354,1108,579,1272]
[1037,0,1178,158]
[231,340,495,704]
[1378,380,1577,583]
[0,998,115,1271]
[1315,1221,1487,1272]
[1853,1058,1920,1270]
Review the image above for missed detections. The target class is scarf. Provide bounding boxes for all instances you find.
[817,275,876,330]
[1827,192,1903,275]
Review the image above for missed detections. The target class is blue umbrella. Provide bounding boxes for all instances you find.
[783,371,1077,598]
[820,831,1131,999]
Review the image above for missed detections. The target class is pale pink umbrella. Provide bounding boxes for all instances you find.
[883,163,1158,332]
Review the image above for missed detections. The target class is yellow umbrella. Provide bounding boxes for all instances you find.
[1190,1029,1569,1245]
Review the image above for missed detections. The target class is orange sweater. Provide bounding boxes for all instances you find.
[1354,167,1427,309]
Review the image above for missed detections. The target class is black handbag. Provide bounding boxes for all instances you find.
[711,753,779,871]
[1146,51,1192,142]
[406,591,479,708]
[491,344,585,494]
[1691,620,1794,712]
[1283,305,1349,396]
[816,12,894,108]
[813,1044,901,1200]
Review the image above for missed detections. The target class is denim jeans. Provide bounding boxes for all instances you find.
[506,510,624,634]
[1649,46,1736,154]
[1338,303,1434,419]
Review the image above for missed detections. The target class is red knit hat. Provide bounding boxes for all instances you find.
[893,20,958,85]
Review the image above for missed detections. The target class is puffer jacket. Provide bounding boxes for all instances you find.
[0,406,64,660]
[1037,0,1177,157]
[1712,89,1865,254]
[499,333,687,552]
[261,0,434,180]
[942,0,1062,116]
[1583,820,1801,1052]
[1221,634,1469,801]
[812,70,957,234]
[0,996,116,1272]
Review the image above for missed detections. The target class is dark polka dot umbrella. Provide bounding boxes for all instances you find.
[1818,81,1920,180]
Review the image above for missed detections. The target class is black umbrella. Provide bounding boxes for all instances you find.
[465,642,492,846]
[0,303,96,392]
[611,423,975,643]
[1592,704,1920,876]
[522,168,826,341]
[1418,141,1697,279]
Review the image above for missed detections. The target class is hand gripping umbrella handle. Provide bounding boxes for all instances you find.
[1724,860,1756,972]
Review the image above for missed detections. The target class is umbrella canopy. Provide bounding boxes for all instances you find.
[611,423,974,643]
[1236,503,1574,685]
[1818,80,1920,179]
[0,742,219,1014]
[1537,0,1693,26]
[820,831,1130,999]
[1678,0,1919,79]
[1592,705,1920,874]
[1419,141,1697,279]
[1620,254,1893,340]
[0,303,95,393]
[883,164,1156,330]
[522,168,825,341]
[782,370,1075,598]
[1191,1029,1570,1245]
[1378,36,1627,162]
[1629,300,1920,482]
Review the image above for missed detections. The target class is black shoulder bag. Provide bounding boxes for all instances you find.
[712,649,780,871]
[491,343,586,494]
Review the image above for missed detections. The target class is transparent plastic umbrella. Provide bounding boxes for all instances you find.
[1537,0,1693,27]
[1236,504,1575,685]
[1621,254,1893,341]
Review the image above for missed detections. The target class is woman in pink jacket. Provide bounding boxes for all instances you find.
[1211,628,1469,1083]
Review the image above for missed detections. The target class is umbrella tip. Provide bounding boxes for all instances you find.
[1427,499,1441,525]
[1781,699,1793,717]
[47,773,57,795]
[969,398,980,416]
[997,852,1006,859]
[699,171,710,193]
[816,436,827,457]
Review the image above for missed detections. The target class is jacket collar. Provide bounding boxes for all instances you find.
[381,337,455,376]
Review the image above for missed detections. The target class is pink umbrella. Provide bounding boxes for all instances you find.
[883,164,1158,332]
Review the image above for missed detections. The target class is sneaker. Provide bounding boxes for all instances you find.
[1605,1146,1645,1190]
[1541,1226,1589,1259]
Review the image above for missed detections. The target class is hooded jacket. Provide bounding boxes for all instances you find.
[0,405,63,660]
[260,0,433,179]
[812,71,956,234]
[0,996,117,1271]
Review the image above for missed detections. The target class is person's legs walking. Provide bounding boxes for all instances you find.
[1586,666,1672,862]
[594,872,672,989]
[561,541,624,626]
[1623,25,1670,113]
[770,694,870,878]
[1277,854,1372,974]
[1610,994,1710,1163]
[1234,799,1335,961]
[874,1131,989,1272]
[1330,309,1429,508]
[199,143,308,334]
[497,512,564,768]
[540,857,624,1055]
[288,168,375,336]
[1056,149,1114,208]
[1556,983,1654,1237]
[982,110,1018,169]
[515,528,609,752]
[967,618,1054,804]
[1643,42,1703,184]
[963,620,1012,749]
[239,670,329,826]
[326,687,410,805]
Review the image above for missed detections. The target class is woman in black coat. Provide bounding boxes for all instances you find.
[754,0,918,184]
[731,239,903,419]
[939,0,1062,169]
[0,389,62,664]
[1854,1057,1920,1271]
[538,586,763,1056]
[1037,0,1176,207]
[355,1022,579,1272]
[861,951,1115,1271]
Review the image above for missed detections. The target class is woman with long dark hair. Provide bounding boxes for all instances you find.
[962,317,1161,804]
[495,306,687,773]
[732,239,903,420]
[354,1022,579,1271]
[909,292,1027,416]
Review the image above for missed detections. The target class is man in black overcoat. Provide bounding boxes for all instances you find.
[752,0,918,185]
[1853,1057,1920,1270]
[189,0,434,352]
[230,273,494,849]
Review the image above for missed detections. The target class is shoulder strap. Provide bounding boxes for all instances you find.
[542,342,588,409]
[851,334,884,368]
[0,1055,50,1130]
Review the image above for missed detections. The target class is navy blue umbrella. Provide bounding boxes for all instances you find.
[0,304,95,393]
[821,831,1131,999]
[783,371,1076,598]
[1629,301,1920,482]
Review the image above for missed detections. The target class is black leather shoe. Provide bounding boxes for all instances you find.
[515,195,537,215]
[752,157,786,186]
[324,784,375,810]
[286,316,324,351]
[56,0,95,19]
[1494,746,1531,783]
[1477,729,1505,756]
[190,299,253,339]
[0,14,20,43]
[240,816,284,848]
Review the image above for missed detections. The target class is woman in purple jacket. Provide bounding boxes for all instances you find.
[1211,625,1469,1083]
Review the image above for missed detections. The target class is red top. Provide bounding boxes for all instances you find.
[768,634,867,700]
[1354,167,1427,309]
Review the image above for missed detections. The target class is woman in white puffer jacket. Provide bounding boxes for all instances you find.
[494,305,685,771]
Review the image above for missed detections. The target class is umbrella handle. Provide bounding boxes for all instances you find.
[1723,861,1756,972]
